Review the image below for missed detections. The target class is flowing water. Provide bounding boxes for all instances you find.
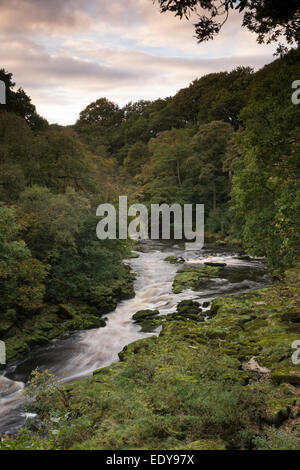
[0,241,271,435]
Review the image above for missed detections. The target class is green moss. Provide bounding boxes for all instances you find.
[173,265,222,293]
[271,363,300,386]
[132,310,159,322]
[176,300,202,316]
[174,439,226,450]
[118,336,158,362]
[9,267,300,450]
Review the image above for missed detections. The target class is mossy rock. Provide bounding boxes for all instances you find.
[280,308,300,323]
[271,363,300,385]
[132,309,159,322]
[118,336,158,361]
[176,300,202,317]
[173,265,222,294]
[87,286,118,313]
[258,383,297,425]
[132,309,162,333]
[138,319,162,333]
[204,262,227,267]
[164,256,185,264]
[168,313,204,323]
[93,362,123,378]
[113,276,136,300]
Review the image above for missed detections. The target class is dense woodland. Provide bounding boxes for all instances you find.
[0,0,300,450]
[0,48,300,361]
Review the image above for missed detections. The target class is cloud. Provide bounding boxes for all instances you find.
[0,0,277,124]
[0,0,93,33]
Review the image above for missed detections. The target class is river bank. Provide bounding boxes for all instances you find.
[15,263,299,450]
[1,263,136,364]
[1,241,298,449]
[0,241,269,437]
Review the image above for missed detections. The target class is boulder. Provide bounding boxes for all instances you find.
[164,256,185,265]
[204,262,227,267]
[132,309,159,322]
[0,376,24,398]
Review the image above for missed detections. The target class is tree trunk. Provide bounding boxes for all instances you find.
[176,158,182,187]
[213,186,217,211]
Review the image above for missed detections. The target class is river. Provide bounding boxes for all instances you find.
[0,241,271,435]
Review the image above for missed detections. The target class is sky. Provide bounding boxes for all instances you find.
[0,0,278,125]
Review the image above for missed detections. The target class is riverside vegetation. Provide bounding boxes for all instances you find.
[0,46,299,449]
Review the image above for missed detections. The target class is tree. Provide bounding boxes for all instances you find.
[0,205,47,314]
[122,100,153,119]
[190,120,233,211]
[0,69,48,131]
[77,98,122,126]
[172,68,254,130]
[124,141,150,176]
[155,1,300,48]
[230,48,300,272]
[146,128,193,204]
[0,112,33,201]
[18,186,91,262]
[33,126,91,192]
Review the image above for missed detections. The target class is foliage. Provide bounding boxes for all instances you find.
[0,205,47,314]
[77,97,122,125]
[230,49,300,273]
[0,69,48,131]
[155,1,300,49]
[253,427,300,450]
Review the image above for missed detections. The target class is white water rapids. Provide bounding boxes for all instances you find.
[0,241,270,435]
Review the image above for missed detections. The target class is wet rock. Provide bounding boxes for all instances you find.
[204,262,227,267]
[164,256,185,265]
[135,243,149,253]
[0,376,23,398]
[126,252,140,259]
[132,309,159,322]
[243,357,270,382]
[26,416,46,432]
[176,300,202,317]
[173,265,222,294]
[132,310,161,333]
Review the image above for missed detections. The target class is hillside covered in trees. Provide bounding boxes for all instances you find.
[0,46,299,450]
[75,48,300,273]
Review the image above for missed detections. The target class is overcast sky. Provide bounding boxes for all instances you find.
[0,0,277,125]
